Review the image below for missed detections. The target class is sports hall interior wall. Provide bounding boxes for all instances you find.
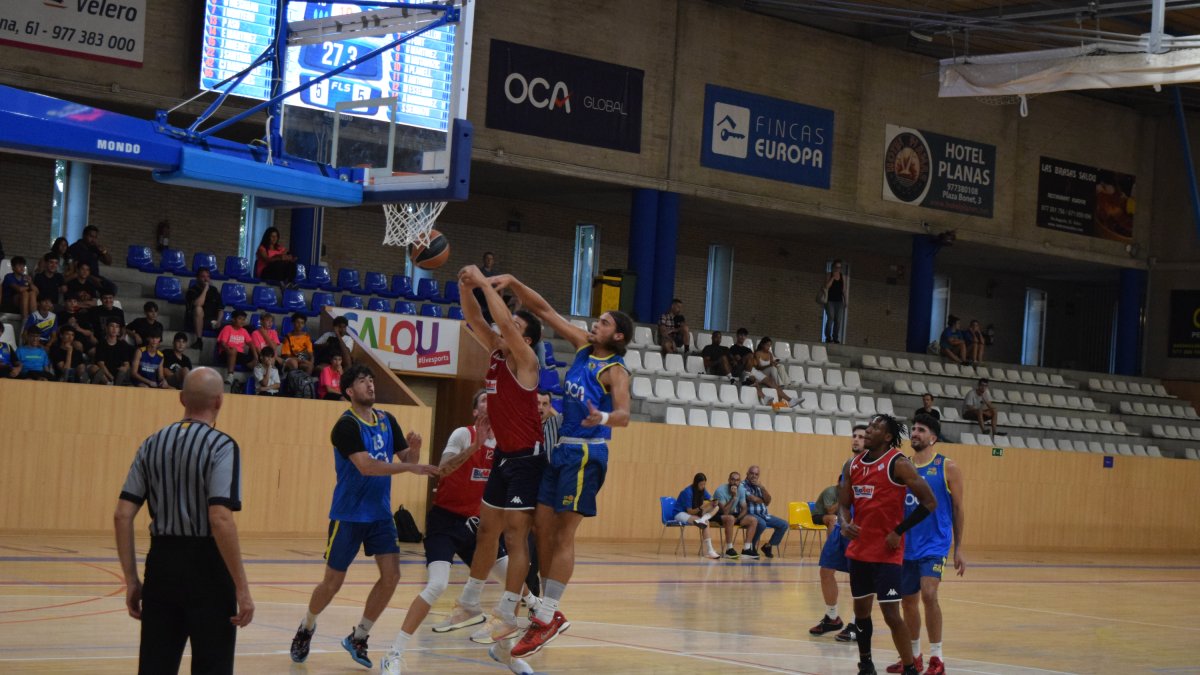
[2,380,1197,553]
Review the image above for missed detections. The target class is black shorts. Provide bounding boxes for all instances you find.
[849,558,904,603]
[423,505,508,565]
[482,449,545,511]
[226,350,255,367]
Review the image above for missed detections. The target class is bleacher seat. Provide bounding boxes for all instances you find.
[394,300,417,315]
[220,283,256,311]
[731,412,754,430]
[686,355,708,378]
[642,351,666,375]
[753,413,774,432]
[293,263,307,287]
[448,306,465,320]
[539,368,563,395]
[363,272,389,296]
[191,252,218,278]
[710,410,731,429]
[367,298,389,312]
[438,280,460,304]
[718,384,744,409]
[814,417,834,435]
[1026,437,1044,449]
[961,432,977,445]
[631,326,655,349]
[252,286,284,313]
[311,292,336,315]
[877,398,894,415]
[664,353,690,378]
[281,289,307,314]
[127,245,154,271]
[665,407,687,426]
[300,264,332,290]
[795,416,815,434]
[154,276,185,304]
[879,356,897,370]
[544,341,568,367]
[336,268,363,294]
[383,275,411,299]
[834,419,852,436]
[339,295,364,310]
[413,278,441,302]
[160,249,188,275]
[810,345,829,364]
[224,256,254,282]
[844,371,864,391]
[862,354,879,369]
[672,380,698,405]
[858,396,877,416]
[738,386,763,410]
[697,382,725,408]
[774,415,794,433]
[688,409,710,427]
[420,304,442,318]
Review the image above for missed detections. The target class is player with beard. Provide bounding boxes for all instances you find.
[810,423,867,641]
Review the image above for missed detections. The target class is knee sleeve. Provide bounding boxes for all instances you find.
[418,561,452,605]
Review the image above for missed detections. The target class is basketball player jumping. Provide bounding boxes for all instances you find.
[487,272,634,659]
[448,265,546,646]
[884,413,966,675]
[839,415,938,675]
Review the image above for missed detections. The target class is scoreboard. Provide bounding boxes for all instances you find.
[200,1,456,132]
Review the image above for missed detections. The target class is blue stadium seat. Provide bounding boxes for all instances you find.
[539,367,564,395]
[247,312,263,330]
[224,256,253,282]
[190,252,218,278]
[339,295,364,310]
[127,245,153,271]
[382,275,411,299]
[440,280,461,305]
[448,306,465,320]
[220,283,256,312]
[154,276,184,304]
[336,268,362,294]
[300,264,333,290]
[252,286,283,313]
[160,249,188,276]
[207,311,233,337]
[280,315,294,336]
[544,340,568,367]
[413,277,439,302]
[293,263,308,287]
[394,301,417,315]
[367,298,389,312]
[310,292,336,316]
[419,303,442,317]
[363,272,389,297]
[281,289,307,314]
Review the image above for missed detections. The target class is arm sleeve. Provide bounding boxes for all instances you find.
[118,444,147,505]
[206,437,242,510]
[331,416,366,459]
[442,426,471,460]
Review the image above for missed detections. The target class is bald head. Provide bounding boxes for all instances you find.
[180,367,225,419]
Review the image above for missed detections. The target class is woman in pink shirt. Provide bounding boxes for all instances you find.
[255,227,298,285]
[317,353,344,401]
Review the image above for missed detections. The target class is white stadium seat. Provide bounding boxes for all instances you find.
[710,410,731,429]
[665,407,687,425]
[687,408,710,427]
[731,412,753,430]
[795,416,815,434]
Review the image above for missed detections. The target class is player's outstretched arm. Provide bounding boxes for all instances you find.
[456,273,501,353]
[347,451,439,477]
[463,266,539,387]
[946,458,967,575]
[489,274,589,350]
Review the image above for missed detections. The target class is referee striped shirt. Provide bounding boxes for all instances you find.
[543,412,562,453]
[119,420,242,537]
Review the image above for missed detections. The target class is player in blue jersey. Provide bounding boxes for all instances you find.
[811,423,867,641]
[884,413,965,675]
[289,364,438,669]
[486,273,633,659]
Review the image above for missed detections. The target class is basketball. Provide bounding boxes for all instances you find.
[411,230,451,269]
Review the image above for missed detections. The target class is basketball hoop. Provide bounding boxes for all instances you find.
[382,201,446,248]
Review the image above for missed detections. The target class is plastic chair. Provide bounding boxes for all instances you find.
[219,282,256,311]
[387,275,413,299]
[223,256,253,282]
[336,268,363,294]
[339,295,364,310]
[448,306,465,320]
[127,245,154,271]
[160,249,188,275]
[303,265,333,290]
[414,278,441,302]
[310,292,336,316]
[440,280,461,304]
[657,496,696,556]
[419,303,442,317]
[191,252,218,278]
[252,286,283,313]
[539,368,563,395]
[544,340,569,367]
[782,501,827,558]
[367,298,389,312]
[394,300,418,315]
[153,276,184,304]
[281,289,307,314]
[292,263,307,287]
[363,272,389,296]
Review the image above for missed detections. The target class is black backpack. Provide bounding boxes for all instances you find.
[283,368,316,399]
[393,505,423,543]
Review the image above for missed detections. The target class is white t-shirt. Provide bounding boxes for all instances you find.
[253,363,281,393]
[963,388,991,410]
[442,425,496,461]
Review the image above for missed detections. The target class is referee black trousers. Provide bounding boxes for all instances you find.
[139,536,237,675]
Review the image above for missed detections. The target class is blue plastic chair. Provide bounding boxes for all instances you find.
[280,315,294,336]
[657,496,690,555]
[281,289,307,314]
[154,276,184,304]
[388,275,413,300]
[539,367,563,395]
[127,245,153,271]
[448,306,465,320]
[310,292,336,316]
[190,252,218,278]
[247,313,263,330]
[439,280,461,305]
[413,278,439,302]
[544,340,568,367]
[160,249,188,275]
[363,272,389,297]
[419,303,442,318]
[252,286,283,313]
[336,268,362,294]
[367,298,389,312]
[293,263,308,287]
[339,295,364,310]
[224,256,253,282]
[302,265,333,290]
[394,300,417,315]
[220,283,256,312]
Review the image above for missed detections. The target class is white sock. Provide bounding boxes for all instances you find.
[354,617,374,640]
[523,592,540,609]
[704,539,717,554]
[825,605,838,620]
[697,513,711,524]
[534,595,559,623]
[302,610,318,631]
[497,591,520,621]
[911,639,921,656]
[743,542,753,551]
[460,576,486,607]
[930,642,942,659]
[392,631,412,654]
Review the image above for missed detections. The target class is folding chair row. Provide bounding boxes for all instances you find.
[993,411,1132,435]
[665,406,864,437]
[1118,401,1199,420]
[1088,377,1171,398]
[1149,424,1200,441]
[864,354,1071,388]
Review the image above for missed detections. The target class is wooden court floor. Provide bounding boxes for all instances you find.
[0,535,1197,674]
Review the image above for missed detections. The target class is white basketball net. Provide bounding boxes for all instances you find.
[382,201,447,248]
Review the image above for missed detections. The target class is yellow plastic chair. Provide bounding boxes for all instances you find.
[782,501,827,558]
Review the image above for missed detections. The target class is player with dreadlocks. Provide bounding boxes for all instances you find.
[838,415,938,675]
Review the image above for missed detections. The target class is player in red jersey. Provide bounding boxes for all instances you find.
[451,265,546,646]
[839,415,938,675]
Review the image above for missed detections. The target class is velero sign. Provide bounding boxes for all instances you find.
[0,0,146,67]
[1036,156,1136,242]
[328,307,461,376]
[700,84,834,189]
[1168,290,1200,359]
[485,39,643,153]
[882,124,995,218]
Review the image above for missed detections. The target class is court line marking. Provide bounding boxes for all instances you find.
[943,597,1200,632]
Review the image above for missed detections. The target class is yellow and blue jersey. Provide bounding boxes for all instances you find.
[903,453,954,560]
[330,408,397,522]
[560,346,626,441]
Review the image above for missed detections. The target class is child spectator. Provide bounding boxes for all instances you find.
[131,334,169,389]
[126,301,164,348]
[33,253,67,307]
[217,310,258,384]
[162,332,193,390]
[46,237,70,273]
[252,312,281,354]
[60,296,96,348]
[281,313,315,374]
[86,292,125,341]
[185,267,223,348]
[2,256,36,319]
[24,296,58,345]
[0,337,21,379]
[939,315,967,364]
[314,315,353,367]
[51,326,86,383]
[254,346,282,395]
[15,328,52,380]
[965,318,986,365]
[65,262,105,305]
[317,353,344,401]
[89,318,132,385]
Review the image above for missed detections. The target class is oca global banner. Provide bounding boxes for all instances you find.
[882,124,995,218]
[328,307,461,376]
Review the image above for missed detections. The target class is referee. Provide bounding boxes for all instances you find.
[114,367,254,675]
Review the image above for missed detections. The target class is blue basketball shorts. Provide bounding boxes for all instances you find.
[538,441,608,517]
[819,525,850,573]
[901,556,947,596]
[324,518,400,572]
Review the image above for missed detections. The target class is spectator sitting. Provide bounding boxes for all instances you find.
[657,298,691,355]
[939,315,967,364]
[701,331,733,380]
[50,326,86,383]
[185,267,223,349]
[672,472,722,559]
[914,393,941,421]
[65,225,117,295]
[15,328,52,380]
[728,328,754,383]
[0,338,20,379]
[252,312,281,354]
[963,377,998,437]
[162,332,193,390]
[2,255,36,319]
[44,237,69,274]
[713,471,760,559]
[33,253,67,307]
[749,337,791,406]
[965,319,986,365]
[64,262,105,306]
[314,315,353,367]
[24,296,58,345]
[281,312,315,375]
[86,291,125,341]
[60,296,96,348]
[126,301,164,348]
[317,353,345,401]
[254,346,282,395]
[742,464,788,558]
[88,319,132,385]
[255,227,299,286]
[131,334,170,389]
[217,310,259,385]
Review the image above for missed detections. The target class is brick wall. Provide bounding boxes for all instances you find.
[1,154,55,259]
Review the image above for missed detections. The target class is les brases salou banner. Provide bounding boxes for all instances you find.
[882,124,996,218]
